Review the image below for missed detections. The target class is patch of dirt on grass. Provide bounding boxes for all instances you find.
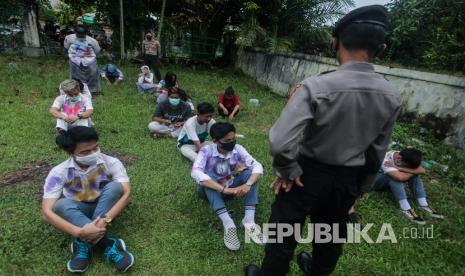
[0,160,53,200]
[105,150,139,166]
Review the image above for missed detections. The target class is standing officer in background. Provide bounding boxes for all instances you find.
[245,5,401,276]
[142,31,162,82]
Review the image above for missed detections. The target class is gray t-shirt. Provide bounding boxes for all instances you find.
[153,101,192,122]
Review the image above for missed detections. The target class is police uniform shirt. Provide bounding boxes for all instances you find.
[269,61,401,180]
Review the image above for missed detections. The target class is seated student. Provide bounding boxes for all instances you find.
[136,65,156,93]
[177,102,216,162]
[51,79,94,132]
[374,148,444,224]
[191,122,265,251]
[148,87,192,138]
[155,71,178,103]
[218,86,240,121]
[41,126,134,273]
[179,88,195,112]
[100,64,124,85]
[60,78,91,100]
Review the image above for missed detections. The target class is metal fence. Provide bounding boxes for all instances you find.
[163,34,219,63]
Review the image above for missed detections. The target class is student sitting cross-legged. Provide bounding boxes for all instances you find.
[177,102,216,162]
[191,122,266,251]
[374,148,444,224]
[50,79,94,132]
[218,86,240,121]
[41,126,134,273]
[148,87,192,138]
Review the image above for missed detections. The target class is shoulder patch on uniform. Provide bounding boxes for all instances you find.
[318,70,336,76]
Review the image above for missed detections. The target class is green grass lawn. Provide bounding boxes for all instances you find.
[0,55,464,275]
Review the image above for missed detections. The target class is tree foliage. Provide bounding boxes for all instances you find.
[386,0,465,73]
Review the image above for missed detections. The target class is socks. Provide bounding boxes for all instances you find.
[399,199,412,211]
[96,236,114,250]
[216,208,235,229]
[242,205,256,227]
[417,197,428,207]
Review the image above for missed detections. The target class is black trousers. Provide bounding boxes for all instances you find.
[144,54,161,82]
[260,157,362,276]
[218,106,239,117]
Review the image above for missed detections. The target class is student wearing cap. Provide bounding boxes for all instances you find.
[100,64,124,85]
[60,78,92,100]
[64,26,101,97]
[245,5,401,276]
[218,86,240,121]
[136,65,156,93]
[50,79,94,132]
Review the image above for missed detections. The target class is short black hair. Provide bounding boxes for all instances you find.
[164,71,177,88]
[399,148,422,169]
[75,25,87,35]
[225,86,235,96]
[197,102,214,115]
[210,122,236,140]
[56,126,99,154]
[338,24,387,57]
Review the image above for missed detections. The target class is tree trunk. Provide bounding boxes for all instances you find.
[22,3,40,48]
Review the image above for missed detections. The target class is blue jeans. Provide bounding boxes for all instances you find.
[53,181,123,227]
[374,173,427,201]
[196,169,259,212]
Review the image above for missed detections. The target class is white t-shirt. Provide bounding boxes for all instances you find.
[177,116,216,146]
[137,73,154,84]
[43,153,129,201]
[380,150,399,174]
[52,93,93,116]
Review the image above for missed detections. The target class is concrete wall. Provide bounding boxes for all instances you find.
[236,49,465,150]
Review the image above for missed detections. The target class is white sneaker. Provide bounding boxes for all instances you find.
[420,206,444,219]
[224,227,240,251]
[242,220,267,245]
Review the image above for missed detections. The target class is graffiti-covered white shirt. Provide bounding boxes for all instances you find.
[43,153,129,202]
[191,143,263,187]
[64,34,101,66]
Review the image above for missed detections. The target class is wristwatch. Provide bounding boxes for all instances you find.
[102,215,112,224]
[77,114,83,119]
[245,181,254,186]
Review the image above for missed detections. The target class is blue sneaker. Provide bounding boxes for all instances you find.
[103,238,134,272]
[67,239,92,273]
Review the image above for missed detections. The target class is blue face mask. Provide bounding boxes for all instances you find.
[68,96,81,102]
[169,98,180,106]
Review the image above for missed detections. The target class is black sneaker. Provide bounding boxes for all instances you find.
[103,238,135,272]
[402,209,426,225]
[67,238,92,273]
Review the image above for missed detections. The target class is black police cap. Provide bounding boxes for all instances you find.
[333,5,389,37]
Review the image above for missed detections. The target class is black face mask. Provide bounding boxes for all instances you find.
[219,140,236,152]
[146,36,152,40]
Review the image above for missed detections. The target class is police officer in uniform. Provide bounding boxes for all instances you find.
[245,5,401,276]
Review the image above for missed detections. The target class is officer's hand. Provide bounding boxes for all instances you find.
[270,176,303,194]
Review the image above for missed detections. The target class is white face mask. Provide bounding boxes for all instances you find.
[74,149,101,166]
